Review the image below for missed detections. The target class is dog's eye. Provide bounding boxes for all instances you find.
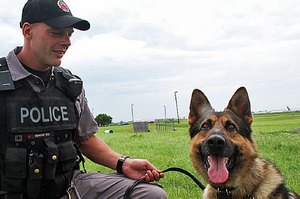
[227,123,236,130]
[201,123,210,130]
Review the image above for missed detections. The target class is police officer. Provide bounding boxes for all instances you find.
[0,0,167,198]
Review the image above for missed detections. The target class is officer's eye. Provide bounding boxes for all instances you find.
[52,32,62,36]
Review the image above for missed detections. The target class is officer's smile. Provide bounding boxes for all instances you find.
[53,49,67,57]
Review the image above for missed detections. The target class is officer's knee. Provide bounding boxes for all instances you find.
[132,183,168,199]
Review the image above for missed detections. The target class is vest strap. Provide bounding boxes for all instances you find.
[0,57,15,91]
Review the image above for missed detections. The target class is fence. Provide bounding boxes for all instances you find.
[133,122,149,132]
[155,119,175,132]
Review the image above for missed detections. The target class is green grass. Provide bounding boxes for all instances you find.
[82,112,300,198]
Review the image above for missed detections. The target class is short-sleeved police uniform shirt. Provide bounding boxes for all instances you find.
[5,47,98,142]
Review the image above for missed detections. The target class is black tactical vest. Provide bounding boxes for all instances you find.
[0,57,83,199]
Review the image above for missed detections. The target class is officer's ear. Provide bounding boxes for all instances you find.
[22,22,34,40]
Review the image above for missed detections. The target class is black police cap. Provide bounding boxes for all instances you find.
[20,0,90,30]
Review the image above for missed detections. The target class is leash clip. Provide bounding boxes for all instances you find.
[217,188,232,199]
[246,194,255,199]
[217,188,231,196]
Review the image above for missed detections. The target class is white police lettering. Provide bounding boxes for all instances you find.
[52,106,60,121]
[31,107,41,123]
[21,107,29,123]
[20,106,69,123]
[41,107,49,122]
[61,106,69,121]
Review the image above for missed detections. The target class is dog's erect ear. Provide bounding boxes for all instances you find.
[188,89,212,126]
[226,87,253,126]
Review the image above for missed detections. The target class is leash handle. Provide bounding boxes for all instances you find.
[123,167,206,199]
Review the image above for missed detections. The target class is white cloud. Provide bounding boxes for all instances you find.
[1,0,300,121]
[65,34,147,64]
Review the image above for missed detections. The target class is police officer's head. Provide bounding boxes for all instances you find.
[20,0,90,31]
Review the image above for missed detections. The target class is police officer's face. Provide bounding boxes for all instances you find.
[30,22,74,69]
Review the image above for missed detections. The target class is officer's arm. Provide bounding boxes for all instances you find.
[78,134,122,170]
[78,134,164,182]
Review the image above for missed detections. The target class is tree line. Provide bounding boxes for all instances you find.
[94,113,112,126]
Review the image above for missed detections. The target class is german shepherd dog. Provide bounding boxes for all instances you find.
[188,87,300,199]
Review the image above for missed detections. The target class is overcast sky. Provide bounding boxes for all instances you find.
[1,0,300,122]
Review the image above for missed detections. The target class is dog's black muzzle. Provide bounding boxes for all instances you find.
[201,133,233,157]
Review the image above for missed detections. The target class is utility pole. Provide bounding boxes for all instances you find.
[163,105,167,131]
[174,91,180,123]
[131,104,134,123]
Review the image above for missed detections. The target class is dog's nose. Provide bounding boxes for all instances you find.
[207,134,225,148]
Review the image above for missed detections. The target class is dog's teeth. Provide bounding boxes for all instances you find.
[207,156,210,165]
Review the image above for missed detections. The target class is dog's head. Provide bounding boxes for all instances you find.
[188,87,258,187]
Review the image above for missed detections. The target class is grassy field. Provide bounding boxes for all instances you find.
[83,112,300,198]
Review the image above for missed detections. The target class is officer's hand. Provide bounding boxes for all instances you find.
[122,158,164,183]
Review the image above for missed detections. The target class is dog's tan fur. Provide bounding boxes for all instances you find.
[188,87,299,199]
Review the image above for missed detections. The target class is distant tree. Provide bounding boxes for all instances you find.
[95,113,113,126]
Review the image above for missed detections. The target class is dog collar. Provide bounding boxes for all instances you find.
[215,187,254,199]
[217,188,234,199]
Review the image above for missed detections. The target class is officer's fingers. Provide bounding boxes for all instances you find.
[151,170,161,181]
[143,173,150,183]
[147,170,155,182]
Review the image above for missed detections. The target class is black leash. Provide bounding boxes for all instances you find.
[123,167,206,199]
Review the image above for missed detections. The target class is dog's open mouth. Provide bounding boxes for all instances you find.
[204,154,234,184]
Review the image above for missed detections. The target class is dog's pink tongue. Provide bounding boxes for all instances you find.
[208,154,229,184]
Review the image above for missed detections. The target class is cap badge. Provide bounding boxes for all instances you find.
[57,0,70,12]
